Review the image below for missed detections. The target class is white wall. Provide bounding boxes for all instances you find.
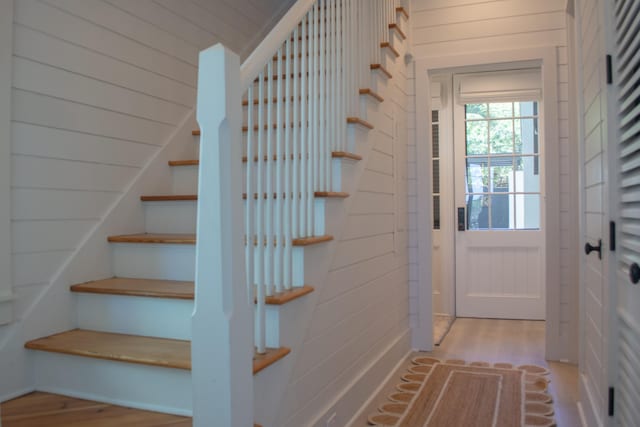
[408,0,579,362]
[1,0,296,399]
[0,0,14,327]
[574,0,609,424]
[275,37,412,427]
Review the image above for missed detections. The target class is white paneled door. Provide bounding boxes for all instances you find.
[454,98,545,319]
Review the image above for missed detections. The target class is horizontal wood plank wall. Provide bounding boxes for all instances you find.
[276,26,412,427]
[407,0,577,361]
[576,0,608,421]
[7,0,297,336]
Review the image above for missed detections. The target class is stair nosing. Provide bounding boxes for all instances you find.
[25,329,290,374]
[107,233,196,245]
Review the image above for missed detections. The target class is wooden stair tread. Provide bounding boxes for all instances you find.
[192,129,201,136]
[107,233,196,244]
[347,117,374,129]
[380,41,400,58]
[396,6,409,19]
[243,192,349,199]
[253,347,290,374]
[332,151,363,161]
[388,23,407,40]
[141,195,197,202]
[168,159,199,166]
[264,285,314,305]
[170,151,361,166]
[359,88,384,102]
[25,329,191,370]
[370,64,392,79]
[70,278,194,300]
[71,278,314,305]
[292,234,333,246]
[25,330,290,374]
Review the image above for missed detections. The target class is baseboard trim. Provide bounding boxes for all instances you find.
[308,328,411,427]
[344,335,413,427]
[0,387,34,404]
[33,385,192,417]
[576,402,589,427]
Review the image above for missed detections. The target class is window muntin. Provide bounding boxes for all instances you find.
[464,101,540,230]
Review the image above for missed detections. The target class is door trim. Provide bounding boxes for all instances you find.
[0,0,14,325]
[413,47,561,360]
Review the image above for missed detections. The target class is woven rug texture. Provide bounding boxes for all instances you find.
[368,357,556,427]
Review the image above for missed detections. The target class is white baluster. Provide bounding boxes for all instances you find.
[293,27,300,240]
[246,87,255,305]
[284,37,293,290]
[300,14,308,237]
[265,61,274,297]
[255,69,266,354]
[275,48,284,293]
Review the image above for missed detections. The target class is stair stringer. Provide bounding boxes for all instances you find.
[0,109,198,404]
[252,110,381,427]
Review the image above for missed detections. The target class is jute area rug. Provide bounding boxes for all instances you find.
[368,357,556,427]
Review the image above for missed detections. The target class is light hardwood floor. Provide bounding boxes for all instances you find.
[350,318,581,427]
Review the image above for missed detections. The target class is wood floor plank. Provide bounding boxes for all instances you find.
[24,329,191,370]
[70,278,194,299]
[1,392,191,427]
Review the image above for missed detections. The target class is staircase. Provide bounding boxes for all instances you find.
[22,1,409,425]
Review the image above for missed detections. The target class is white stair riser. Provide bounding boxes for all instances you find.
[75,293,293,347]
[32,351,192,415]
[76,294,193,340]
[243,197,326,239]
[144,201,197,234]
[171,165,199,194]
[112,243,195,281]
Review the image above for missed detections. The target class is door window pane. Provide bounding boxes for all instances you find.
[466,121,488,155]
[466,157,488,193]
[463,101,540,230]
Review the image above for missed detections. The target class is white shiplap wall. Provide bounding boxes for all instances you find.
[7,0,295,330]
[575,0,609,423]
[276,38,412,427]
[408,0,578,361]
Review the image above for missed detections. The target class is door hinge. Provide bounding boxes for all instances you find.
[608,387,615,416]
[606,55,613,84]
[610,221,616,251]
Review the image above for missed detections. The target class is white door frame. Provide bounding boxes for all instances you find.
[413,47,561,359]
[0,0,14,326]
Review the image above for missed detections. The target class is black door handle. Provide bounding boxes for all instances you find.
[585,239,602,259]
[630,263,640,285]
[457,207,466,231]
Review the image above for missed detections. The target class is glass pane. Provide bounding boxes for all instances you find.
[432,110,439,123]
[466,157,488,193]
[514,118,537,154]
[515,101,537,117]
[466,121,488,155]
[433,159,440,194]
[432,123,440,158]
[466,103,488,120]
[490,157,514,193]
[433,195,440,230]
[515,194,540,229]
[490,119,514,154]
[490,194,514,229]
[467,193,489,230]
[515,156,540,192]
[489,102,513,118]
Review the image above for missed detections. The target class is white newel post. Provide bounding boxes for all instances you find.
[192,45,254,427]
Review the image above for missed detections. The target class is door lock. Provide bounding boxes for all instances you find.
[457,207,466,231]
